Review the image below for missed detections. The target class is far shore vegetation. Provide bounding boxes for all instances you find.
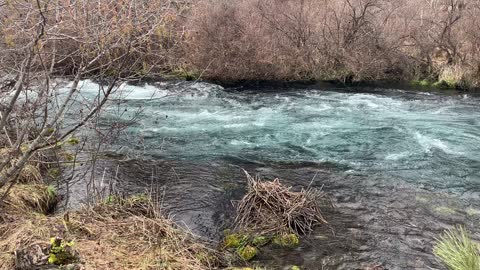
[1,0,480,89]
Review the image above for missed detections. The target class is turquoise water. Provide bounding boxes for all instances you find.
[83,80,480,191]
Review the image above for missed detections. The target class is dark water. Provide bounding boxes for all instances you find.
[66,80,480,269]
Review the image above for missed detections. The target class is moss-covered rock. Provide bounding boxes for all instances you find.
[224,231,248,249]
[273,234,300,247]
[48,237,79,265]
[237,245,257,261]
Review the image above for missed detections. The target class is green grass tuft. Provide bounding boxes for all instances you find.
[433,226,480,270]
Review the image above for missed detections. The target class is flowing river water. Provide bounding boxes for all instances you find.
[64,80,480,269]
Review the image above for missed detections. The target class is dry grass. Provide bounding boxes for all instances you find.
[1,184,57,215]
[0,191,223,270]
[234,170,327,235]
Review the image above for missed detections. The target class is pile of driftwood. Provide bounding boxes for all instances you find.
[234,170,327,235]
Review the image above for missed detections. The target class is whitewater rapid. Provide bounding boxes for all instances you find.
[78,81,480,192]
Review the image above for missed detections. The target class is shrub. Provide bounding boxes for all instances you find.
[185,0,480,87]
[433,226,480,270]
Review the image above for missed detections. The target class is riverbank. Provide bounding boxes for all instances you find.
[0,186,223,269]
[190,78,480,93]
[2,159,479,269]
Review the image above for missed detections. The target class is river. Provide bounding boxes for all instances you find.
[65,80,480,269]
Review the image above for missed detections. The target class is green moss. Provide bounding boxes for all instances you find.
[48,237,78,265]
[104,195,119,204]
[171,67,200,81]
[237,245,257,261]
[291,266,301,270]
[127,194,149,204]
[273,234,300,247]
[45,128,56,136]
[48,253,58,265]
[224,233,247,249]
[433,80,456,89]
[64,152,75,162]
[48,168,61,179]
[252,236,269,247]
[411,80,431,87]
[66,137,80,146]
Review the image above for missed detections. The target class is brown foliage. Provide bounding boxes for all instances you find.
[186,0,480,85]
[2,0,479,84]
[0,0,186,78]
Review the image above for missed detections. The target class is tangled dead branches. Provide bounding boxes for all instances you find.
[234,170,327,235]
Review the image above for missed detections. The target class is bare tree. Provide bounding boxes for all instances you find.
[0,0,182,197]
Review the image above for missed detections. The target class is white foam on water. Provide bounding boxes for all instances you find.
[120,84,169,100]
[414,132,463,155]
[302,104,333,113]
[223,123,251,129]
[385,152,410,161]
[230,139,253,146]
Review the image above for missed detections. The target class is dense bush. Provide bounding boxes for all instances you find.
[186,0,480,86]
[1,0,480,85]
